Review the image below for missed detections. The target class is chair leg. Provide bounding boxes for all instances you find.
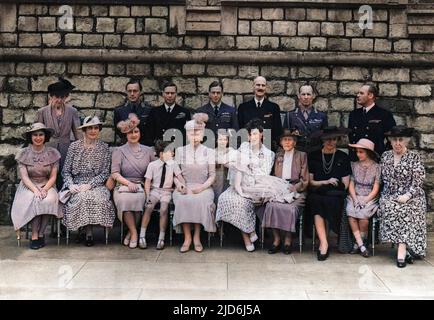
[299,213,303,254]
[66,226,69,246]
[120,220,124,245]
[51,216,55,235]
[208,232,211,248]
[57,219,61,246]
[25,223,29,240]
[169,211,173,247]
[16,229,21,247]
[312,223,316,252]
[261,226,265,249]
[219,222,224,248]
[372,218,376,257]
[105,227,109,245]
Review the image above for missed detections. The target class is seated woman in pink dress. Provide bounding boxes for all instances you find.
[11,123,62,250]
[257,129,309,255]
[173,113,216,253]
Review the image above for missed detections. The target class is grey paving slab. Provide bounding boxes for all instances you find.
[69,260,228,290]
[0,288,142,300]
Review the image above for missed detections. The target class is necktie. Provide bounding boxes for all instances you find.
[167,106,171,114]
[303,110,308,120]
[257,101,261,109]
[363,107,367,116]
[159,162,167,188]
[214,105,219,117]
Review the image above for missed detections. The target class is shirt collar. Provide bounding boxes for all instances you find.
[284,149,295,157]
[364,103,375,113]
[254,97,265,106]
[211,102,221,109]
[165,103,175,111]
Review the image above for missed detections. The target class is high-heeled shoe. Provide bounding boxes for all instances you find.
[397,258,406,268]
[317,248,329,261]
[250,233,258,243]
[405,252,414,264]
[245,243,255,252]
[123,234,131,246]
[268,244,280,254]
[129,239,137,249]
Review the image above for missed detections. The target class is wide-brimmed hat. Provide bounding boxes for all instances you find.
[317,126,349,140]
[117,113,140,134]
[58,77,75,91]
[47,77,75,97]
[279,128,302,140]
[348,138,379,158]
[22,122,54,139]
[385,125,415,138]
[77,116,103,130]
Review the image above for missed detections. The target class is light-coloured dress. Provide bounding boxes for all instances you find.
[11,146,62,230]
[61,140,115,231]
[346,161,380,219]
[379,150,427,256]
[111,143,155,221]
[216,142,275,234]
[37,104,81,169]
[173,144,216,232]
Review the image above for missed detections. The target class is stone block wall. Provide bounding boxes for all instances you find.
[0,0,433,228]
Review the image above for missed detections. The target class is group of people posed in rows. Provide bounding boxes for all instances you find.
[10,75,427,268]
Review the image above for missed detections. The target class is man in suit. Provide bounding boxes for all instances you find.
[283,84,328,154]
[237,76,283,148]
[146,82,191,146]
[113,78,153,145]
[348,83,396,161]
[196,80,238,140]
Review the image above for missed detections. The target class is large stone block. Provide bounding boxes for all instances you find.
[122,35,149,48]
[412,69,434,82]
[389,24,407,39]
[330,98,355,111]
[238,66,259,79]
[413,40,434,53]
[109,6,130,17]
[184,36,206,49]
[420,134,434,150]
[236,36,259,50]
[91,5,109,16]
[70,76,101,92]
[152,6,168,17]
[131,6,151,17]
[126,64,151,76]
[107,64,125,75]
[222,79,252,94]
[328,9,352,22]
[42,33,62,47]
[379,83,398,97]
[0,63,15,75]
[19,4,48,15]
[151,35,182,48]
[82,63,105,75]
[273,21,297,36]
[393,39,411,53]
[96,18,115,33]
[297,22,320,36]
[239,8,261,20]
[103,77,130,92]
[209,36,235,50]
[238,21,250,35]
[285,8,306,21]
[321,22,344,36]
[6,77,29,92]
[1,126,27,140]
[332,67,370,81]
[0,4,17,32]
[306,9,327,21]
[145,18,167,33]
[251,21,271,35]
[173,78,196,94]
[267,80,286,94]
[262,8,284,20]
[261,66,289,78]
[401,85,432,97]
[339,81,364,96]
[415,99,434,115]
[269,96,295,111]
[373,68,409,82]
[38,17,56,32]
[351,38,373,52]
[75,18,94,32]
[327,38,350,51]
[31,76,58,91]
[18,16,37,32]
[377,98,413,113]
[95,93,125,109]
[2,109,23,125]
[32,94,47,108]
[198,77,217,94]
[83,34,103,47]
[65,34,82,47]
[141,79,160,93]
[260,37,279,49]
[345,23,363,37]
[207,65,237,77]
[298,67,329,79]
[19,34,41,47]
[365,23,388,38]
[0,33,17,47]
[74,93,95,109]
[316,81,338,95]
[281,37,309,50]
[9,94,32,109]
[408,116,433,133]
[374,39,392,52]
[117,18,136,33]
[309,37,327,50]
[154,64,181,77]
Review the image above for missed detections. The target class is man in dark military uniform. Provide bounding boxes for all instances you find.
[283,84,328,154]
[237,76,283,148]
[146,82,191,146]
[348,84,396,162]
[196,80,238,139]
[113,78,153,145]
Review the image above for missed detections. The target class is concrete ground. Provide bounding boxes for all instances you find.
[0,226,433,300]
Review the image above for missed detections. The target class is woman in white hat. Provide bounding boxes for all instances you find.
[61,116,115,246]
[173,113,216,253]
[111,113,155,249]
[346,138,381,258]
[11,123,62,249]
